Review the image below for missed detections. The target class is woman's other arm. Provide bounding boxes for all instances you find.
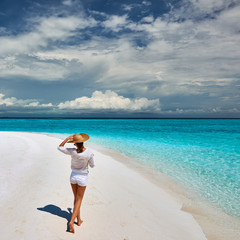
[88,153,95,168]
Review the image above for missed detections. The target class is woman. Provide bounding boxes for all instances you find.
[57,133,95,233]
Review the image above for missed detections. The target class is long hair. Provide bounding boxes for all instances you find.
[75,142,84,153]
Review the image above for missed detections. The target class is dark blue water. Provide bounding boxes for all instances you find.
[0,118,239,217]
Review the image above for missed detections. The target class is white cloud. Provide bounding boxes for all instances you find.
[62,0,73,6]
[142,1,151,6]
[215,5,240,33]
[0,14,98,80]
[168,0,239,21]
[173,107,240,114]
[0,94,52,108]
[0,55,68,80]
[188,0,238,15]
[58,90,161,111]
[122,4,134,11]
[140,15,154,23]
[102,15,129,32]
[0,15,97,55]
[0,27,9,34]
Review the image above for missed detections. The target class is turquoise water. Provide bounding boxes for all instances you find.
[0,118,239,217]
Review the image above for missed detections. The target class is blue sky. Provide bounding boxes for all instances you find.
[0,0,239,117]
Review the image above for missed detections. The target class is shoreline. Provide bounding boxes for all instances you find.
[44,132,240,240]
[0,131,207,240]
[86,142,240,240]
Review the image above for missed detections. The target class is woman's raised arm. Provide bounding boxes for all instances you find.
[59,134,75,147]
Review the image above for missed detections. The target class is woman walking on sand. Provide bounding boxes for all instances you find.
[58,133,95,233]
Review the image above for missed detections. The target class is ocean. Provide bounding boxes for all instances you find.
[0,118,239,218]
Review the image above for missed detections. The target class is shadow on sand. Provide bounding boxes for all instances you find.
[37,204,73,232]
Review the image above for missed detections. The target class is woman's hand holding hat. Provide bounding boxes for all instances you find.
[67,134,76,142]
[59,134,76,147]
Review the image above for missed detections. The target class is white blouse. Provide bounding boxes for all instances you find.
[57,146,95,174]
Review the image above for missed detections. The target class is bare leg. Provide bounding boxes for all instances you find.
[71,184,81,225]
[69,185,86,233]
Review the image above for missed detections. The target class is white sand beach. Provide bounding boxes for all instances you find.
[0,131,208,240]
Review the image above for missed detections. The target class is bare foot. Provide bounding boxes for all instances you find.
[77,218,83,226]
[69,222,75,233]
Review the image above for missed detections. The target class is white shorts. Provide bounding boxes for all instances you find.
[70,171,88,186]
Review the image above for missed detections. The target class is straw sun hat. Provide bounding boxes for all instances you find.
[67,133,90,143]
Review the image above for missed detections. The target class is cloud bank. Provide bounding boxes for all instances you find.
[58,90,160,111]
[0,91,160,115]
[0,93,52,108]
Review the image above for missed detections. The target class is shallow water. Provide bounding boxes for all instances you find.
[1,118,239,217]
